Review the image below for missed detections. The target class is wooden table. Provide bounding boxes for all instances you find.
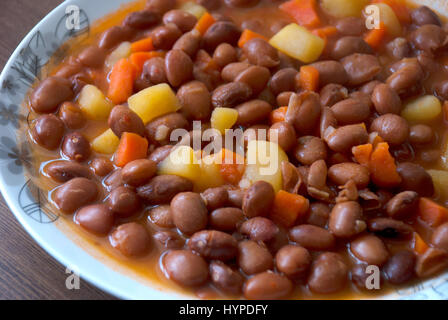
[0,0,114,300]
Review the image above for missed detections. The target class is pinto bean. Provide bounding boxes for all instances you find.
[242,38,279,68]
[431,223,448,252]
[331,98,370,125]
[268,121,296,152]
[203,21,241,51]
[146,0,175,14]
[383,250,416,285]
[75,204,114,235]
[326,124,368,153]
[137,175,194,204]
[386,59,423,95]
[397,162,434,197]
[58,102,85,129]
[163,250,209,287]
[411,6,441,26]
[31,114,65,150]
[235,66,270,95]
[351,263,372,290]
[236,99,272,126]
[277,92,294,107]
[104,169,123,190]
[171,192,208,235]
[237,240,273,275]
[201,187,228,211]
[188,230,238,260]
[329,201,366,238]
[410,25,446,53]
[386,191,419,220]
[341,54,381,86]
[145,113,188,145]
[53,178,97,213]
[123,10,160,29]
[77,46,106,68]
[45,160,91,182]
[176,81,211,121]
[61,132,91,162]
[108,105,145,137]
[409,125,434,145]
[210,207,244,232]
[370,114,409,145]
[212,82,252,109]
[308,252,348,294]
[415,248,448,278]
[221,62,251,82]
[108,186,140,218]
[242,181,275,218]
[121,159,157,187]
[141,57,167,85]
[293,136,327,165]
[306,202,330,227]
[210,261,243,295]
[289,224,335,251]
[148,145,173,164]
[285,92,322,134]
[275,245,311,279]
[240,217,279,242]
[154,230,184,249]
[98,26,133,49]
[386,37,411,60]
[328,163,370,188]
[310,61,348,86]
[320,84,348,107]
[225,0,260,7]
[213,43,237,67]
[148,205,174,228]
[372,83,402,115]
[30,77,73,113]
[350,234,389,266]
[173,31,201,57]
[331,36,372,60]
[335,17,366,36]
[165,49,193,87]
[110,223,151,257]
[368,217,413,237]
[151,24,182,50]
[163,10,197,32]
[244,271,292,300]
[269,68,298,95]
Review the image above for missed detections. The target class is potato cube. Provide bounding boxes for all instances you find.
[269,23,325,63]
[91,129,120,154]
[428,170,448,199]
[78,84,113,120]
[105,41,131,69]
[158,146,200,182]
[376,3,402,37]
[401,95,442,123]
[180,2,207,19]
[211,108,239,135]
[321,0,369,18]
[196,153,226,191]
[128,84,181,124]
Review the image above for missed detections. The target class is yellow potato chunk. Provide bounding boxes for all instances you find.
[78,84,113,120]
[211,108,239,135]
[269,24,325,63]
[321,0,369,18]
[427,170,448,199]
[401,95,442,123]
[196,153,226,191]
[91,129,120,154]
[128,84,181,124]
[240,140,288,192]
[376,3,402,37]
[105,41,131,69]
[180,1,207,19]
[158,146,200,182]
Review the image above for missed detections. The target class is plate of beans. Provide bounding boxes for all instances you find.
[1,0,448,299]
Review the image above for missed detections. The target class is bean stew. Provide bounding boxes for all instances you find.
[25,0,448,299]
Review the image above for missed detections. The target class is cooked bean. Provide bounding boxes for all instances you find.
[77,46,106,68]
[308,252,348,294]
[310,61,348,86]
[367,217,413,237]
[173,31,201,57]
[235,66,270,95]
[53,178,97,213]
[411,6,441,26]
[104,169,124,190]
[243,271,292,300]
[31,114,65,150]
[328,163,370,188]
[240,217,279,242]
[409,124,434,145]
[386,191,419,220]
[163,10,197,32]
[386,37,411,60]
[415,248,448,278]
[237,240,273,275]
[61,132,91,162]
[123,10,160,29]
[331,36,372,60]
[221,62,251,82]
[306,202,330,227]
[137,175,194,204]
[98,26,133,49]
[188,230,238,260]
[30,77,73,113]
[383,250,416,285]
[329,201,366,238]
[212,82,252,109]
[154,230,184,249]
[286,92,322,134]
[108,186,140,218]
[351,263,372,290]
[397,162,434,197]
[341,54,381,86]
[294,136,327,166]
[75,204,114,235]
[431,222,448,252]
[146,0,175,14]
[277,91,294,107]
[236,99,272,126]
[225,0,260,7]
[320,84,348,107]
[289,224,335,250]
[163,250,208,287]
[213,43,237,67]
[203,21,241,51]
[148,145,173,165]
[201,187,228,211]
[210,261,243,295]
[108,105,145,137]
[370,114,410,146]
[335,17,365,36]
[58,102,85,129]
[410,25,446,53]
[121,159,157,187]
[151,24,182,50]
[141,57,167,85]
[243,38,280,68]
[210,207,244,232]
[242,181,275,218]
[275,245,311,279]
[350,234,389,266]
[372,83,402,115]
[331,98,370,125]
[325,124,369,153]
[145,112,188,145]
[110,223,151,257]
[268,121,296,152]
[386,59,423,95]
[269,68,298,95]
[45,160,91,182]
[148,205,174,228]
[171,192,208,235]
[165,49,193,87]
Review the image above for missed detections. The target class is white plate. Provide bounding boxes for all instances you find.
[0,0,447,300]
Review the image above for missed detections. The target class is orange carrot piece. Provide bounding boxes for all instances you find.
[129,51,164,75]
[115,132,148,167]
[270,106,288,124]
[352,143,373,167]
[418,198,448,227]
[413,232,429,255]
[219,149,245,185]
[299,65,320,92]
[108,58,135,105]
[364,23,387,50]
[280,0,320,28]
[270,190,309,227]
[195,12,216,35]
[373,0,411,24]
[312,26,338,38]
[131,37,154,53]
[238,29,268,48]
[369,142,402,188]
